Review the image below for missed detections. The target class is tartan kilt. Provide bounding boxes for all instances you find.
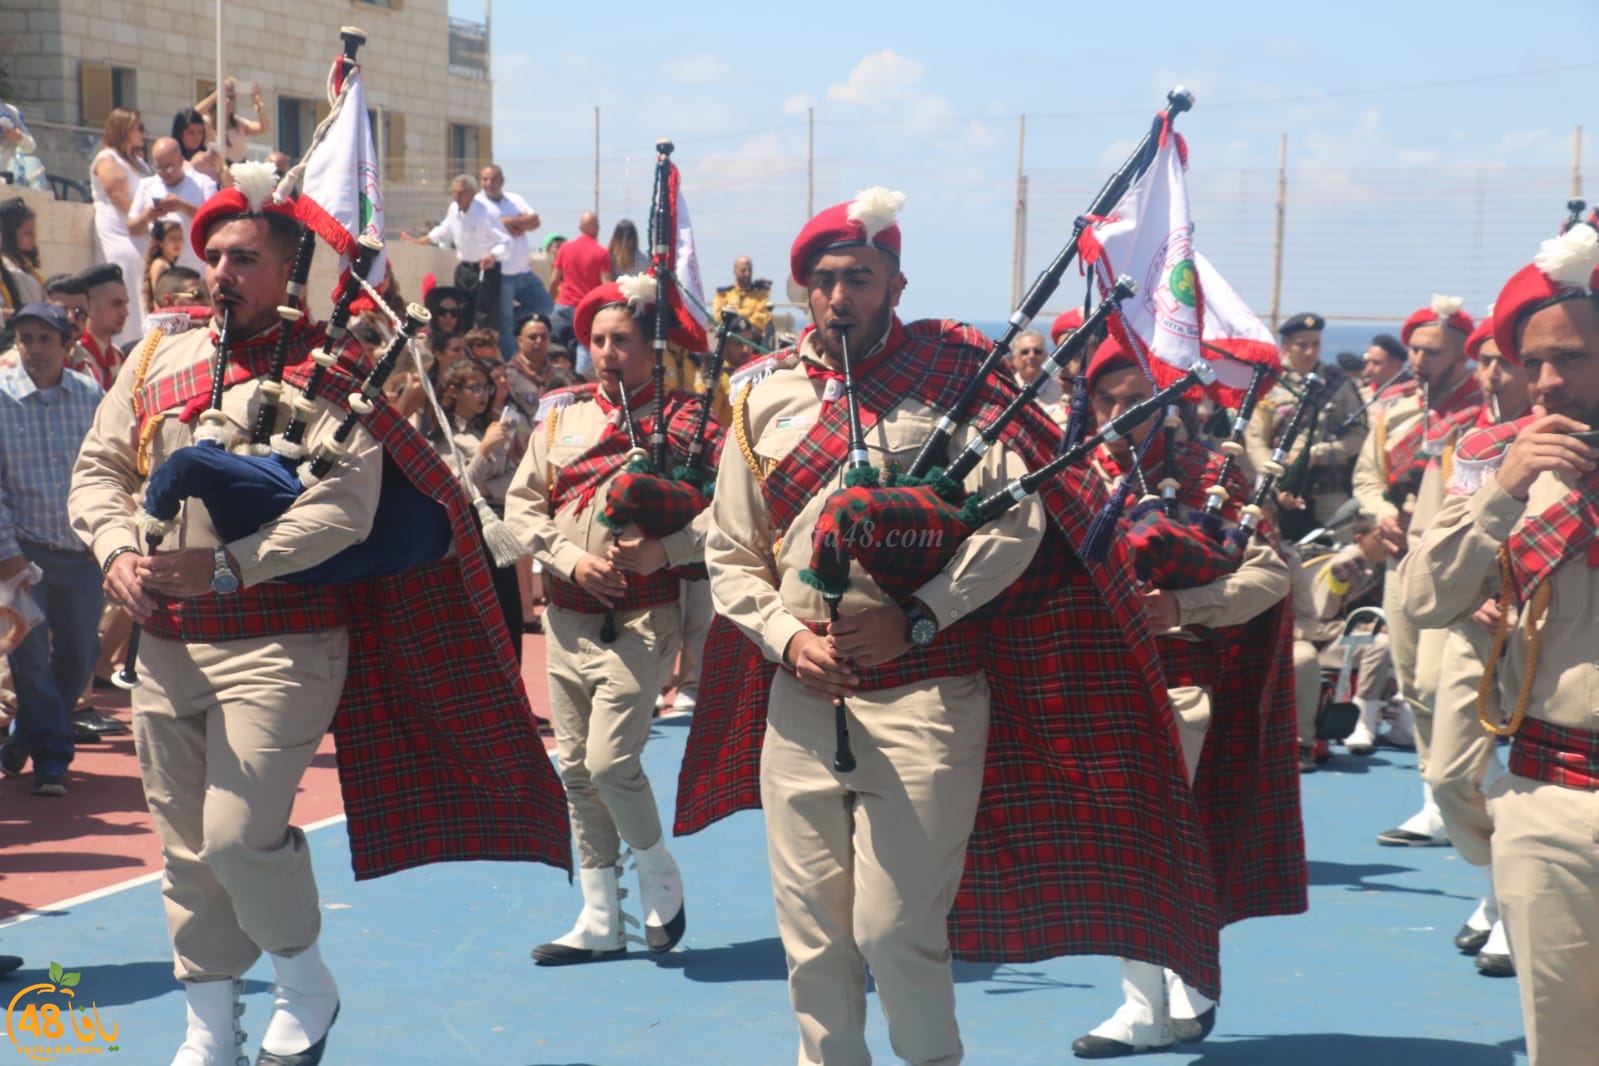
[317,375,572,881]
[1125,510,1239,590]
[678,472,1227,999]
[1177,604,1307,925]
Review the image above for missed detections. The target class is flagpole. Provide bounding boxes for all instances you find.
[1011,114,1026,309]
[214,0,225,157]
[806,106,814,219]
[593,106,601,217]
[1574,124,1584,200]
[1269,133,1287,333]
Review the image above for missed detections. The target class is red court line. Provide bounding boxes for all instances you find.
[0,633,556,922]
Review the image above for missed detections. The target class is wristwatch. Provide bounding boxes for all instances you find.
[903,599,938,648]
[210,546,239,595]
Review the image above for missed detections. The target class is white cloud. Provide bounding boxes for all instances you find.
[782,93,815,117]
[825,50,955,124]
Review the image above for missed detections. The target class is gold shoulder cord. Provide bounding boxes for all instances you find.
[731,382,784,560]
[130,327,168,475]
[544,406,561,518]
[1477,545,1552,737]
[1374,409,1389,484]
[1440,435,1457,489]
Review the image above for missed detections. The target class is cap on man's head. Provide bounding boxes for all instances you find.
[1400,294,1474,346]
[1492,225,1599,363]
[1050,307,1085,346]
[189,160,300,259]
[1465,313,1497,361]
[1277,312,1324,337]
[790,187,905,285]
[75,262,125,291]
[542,233,567,251]
[9,300,72,339]
[1084,335,1142,390]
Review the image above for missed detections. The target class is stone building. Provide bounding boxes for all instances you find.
[3,0,492,231]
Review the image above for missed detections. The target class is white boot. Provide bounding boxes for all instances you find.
[1381,697,1416,748]
[258,942,339,1065]
[1165,967,1218,1043]
[171,979,247,1066]
[1072,959,1173,1057]
[632,838,687,952]
[1346,700,1383,754]
[531,864,628,965]
[1377,781,1450,846]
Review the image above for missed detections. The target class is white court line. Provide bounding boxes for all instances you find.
[0,813,351,931]
[0,739,572,931]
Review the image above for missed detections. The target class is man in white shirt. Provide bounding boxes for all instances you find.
[407,174,512,333]
[477,164,553,359]
[128,137,218,272]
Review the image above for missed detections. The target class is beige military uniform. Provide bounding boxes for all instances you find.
[503,390,701,870]
[1404,473,1599,1065]
[708,332,1045,1066]
[67,325,381,981]
[1288,544,1391,744]
[1245,368,1367,526]
[1090,454,1290,778]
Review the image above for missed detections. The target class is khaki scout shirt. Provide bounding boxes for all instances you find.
[503,390,707,582]
[1296,543,1380,645]
[707,336,1046,666]
[1089,452,1290,636]
[68,326,381,587]
[1352,389,1423,521]
[1401,473,1599,732]
[1245,367,1367,490]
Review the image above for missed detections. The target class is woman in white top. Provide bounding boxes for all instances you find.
[89,107,152,346]
[195,78,269,164]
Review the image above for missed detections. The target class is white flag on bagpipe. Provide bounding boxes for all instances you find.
[1194,253,1281,399]
[296,54,387,286]
[662,163,709,352]
[1079,115,1203,392]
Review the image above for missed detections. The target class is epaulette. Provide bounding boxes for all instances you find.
[751,278,771,291]
[728,355,780,402]
[716,284,734,295]
[534,387,583,426]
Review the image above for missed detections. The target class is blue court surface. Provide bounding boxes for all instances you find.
[2,716,1527,1065]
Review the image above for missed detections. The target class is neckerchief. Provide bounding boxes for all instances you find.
[135,319,313,432]
[1505,465,1599,597]
[78,332,124,391]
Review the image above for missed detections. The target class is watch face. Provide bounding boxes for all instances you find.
[212,572,239,595]
[911,617,938,647]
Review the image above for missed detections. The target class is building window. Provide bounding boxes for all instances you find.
[80,63,137,126]
[277,96,319,158]
[448,123,478,176]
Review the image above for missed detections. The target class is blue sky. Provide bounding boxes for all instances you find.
[452,0,1599,327]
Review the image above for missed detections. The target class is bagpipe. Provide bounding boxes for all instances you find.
[594,141,729,642]
[114,31,456,688]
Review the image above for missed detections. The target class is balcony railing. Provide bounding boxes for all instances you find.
[448,18,488,80]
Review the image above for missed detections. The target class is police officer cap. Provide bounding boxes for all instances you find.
[1278,312,1325,337]
[75,262,125,291]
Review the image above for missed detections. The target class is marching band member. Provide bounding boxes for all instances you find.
[1351,294,1481,846]
[1073,337,1296,1058]
[1401,227,1599,1065]
[68,165,566,1066]
[504,276,715,966]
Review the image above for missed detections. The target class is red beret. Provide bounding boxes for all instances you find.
[1400,297,1474,347]
[790,188,905,285]
[1464,315,1496,361]
[189,162,300,259]
[1050,308,1085,346]
[1492,227,1599,363]
[574,281,640,349]
[1084,336,1140,390]
[573,274,705,352]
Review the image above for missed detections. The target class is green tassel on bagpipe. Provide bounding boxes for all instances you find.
[798,565,851,600]
[844,465,881,489]
[884,465,966,505]
[624,456,655,475]
[671,464,715,500]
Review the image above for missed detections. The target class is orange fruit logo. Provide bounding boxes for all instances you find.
[6,961,120,1060]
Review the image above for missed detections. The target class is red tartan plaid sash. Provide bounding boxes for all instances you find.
[1100,440,1246,521]
[549,386,709,514]
[1456,413,1536,464]
[144,582,351,642]
[546,570,679,614]
[1509,717,1599,790]
[1384,376,1482,490]
[1504,466,1599,598]
[136,320,319,432]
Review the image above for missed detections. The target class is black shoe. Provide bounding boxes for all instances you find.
[645,904,686,953]
[30,770,66,797]
[0,743,24,777]
[0,954,22,978]
[1298,748,1318,774]
[1172,1006,1216,1043]
[1454,924,1491,954]
[1071,1033,1172,1059]
[1377,827,1450,847]
[256,1002,338,1065]
[71,707,130,741]
[1346,741,1375,756]
[530,941,627,966]
[1476,952,1515,977]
